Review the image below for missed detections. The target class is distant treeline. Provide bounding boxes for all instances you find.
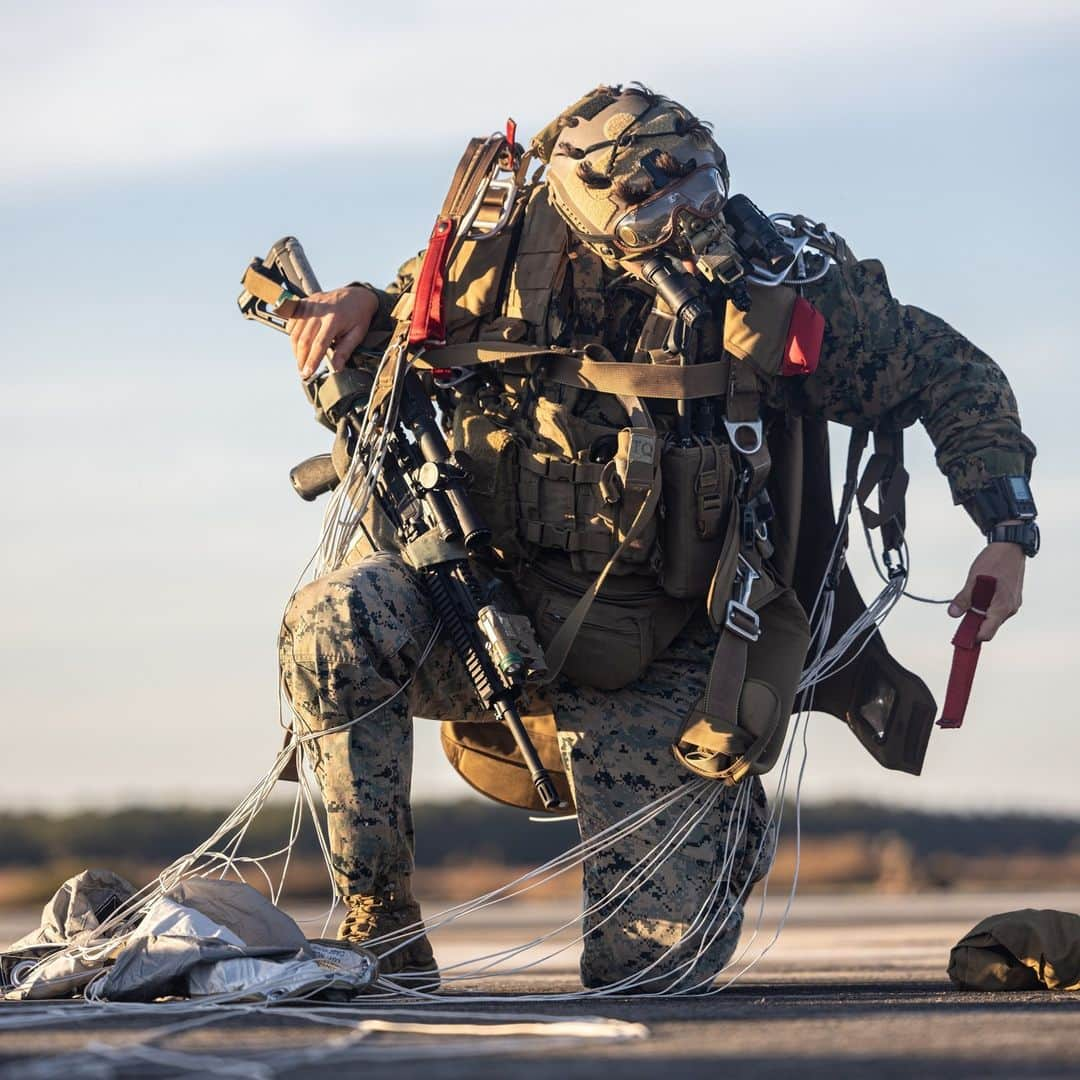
[0,800,1077,870]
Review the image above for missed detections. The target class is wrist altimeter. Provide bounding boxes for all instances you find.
[966,475,1039,555]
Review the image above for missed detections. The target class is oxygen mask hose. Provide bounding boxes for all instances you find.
[638,254,709,328]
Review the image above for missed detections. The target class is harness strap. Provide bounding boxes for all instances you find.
[409,135,510,348]
[725,354,771,501]
[376,340,734,401]
[545,352,731,399]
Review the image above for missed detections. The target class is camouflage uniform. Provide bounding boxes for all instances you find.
[279,93,1034,989]
[792,256,1035,505]
[280,554,772,986]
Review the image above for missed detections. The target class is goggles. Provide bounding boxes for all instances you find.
[612,166,728,253]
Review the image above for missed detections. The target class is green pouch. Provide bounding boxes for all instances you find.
[659,437,735,599]
[452,402,524,562]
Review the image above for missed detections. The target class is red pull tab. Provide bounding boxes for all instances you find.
[938,575,997,729]
[409,216,455,346]
[781,297,824,376]
[503,117,519,169]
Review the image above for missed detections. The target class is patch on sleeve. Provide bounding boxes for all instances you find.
[781,297,824,376]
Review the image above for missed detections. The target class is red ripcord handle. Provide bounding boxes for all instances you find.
[408,216,455,346]
[938,575,997,729]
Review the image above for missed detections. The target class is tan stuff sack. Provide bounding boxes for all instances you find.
[949,909,1080,991]
[441,702,575,815]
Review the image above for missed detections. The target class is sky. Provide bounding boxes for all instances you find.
[2,1,1078,814]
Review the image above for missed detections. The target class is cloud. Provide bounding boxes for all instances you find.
[4,0,1078,191]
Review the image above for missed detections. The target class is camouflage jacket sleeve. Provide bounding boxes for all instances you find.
[782,257,1036,516]
[356,254,422,333]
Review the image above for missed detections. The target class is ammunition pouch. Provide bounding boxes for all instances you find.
[451,403,525,562]
[659,437,737,599]
[517,420,661,576]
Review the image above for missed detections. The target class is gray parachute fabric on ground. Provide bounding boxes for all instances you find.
[3,873,376,1002]
[99,878,376,1001]
[163,878,308,953]
[8,869,135,950]
[2,869,137,1000]
[948,909,1080,991]
[98,895,287,1001]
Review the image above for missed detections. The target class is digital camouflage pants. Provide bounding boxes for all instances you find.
[279,552,774,989]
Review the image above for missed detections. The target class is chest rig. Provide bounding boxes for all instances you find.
[380,136,819,792]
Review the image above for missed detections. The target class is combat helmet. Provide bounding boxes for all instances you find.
[533,84,729,266]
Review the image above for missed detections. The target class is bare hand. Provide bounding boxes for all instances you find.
[949,533,1026,642]
[286,286,379,380]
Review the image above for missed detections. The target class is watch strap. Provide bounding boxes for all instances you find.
[987,521,1040,556]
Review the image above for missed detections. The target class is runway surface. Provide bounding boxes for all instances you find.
[2,889,1079,1078]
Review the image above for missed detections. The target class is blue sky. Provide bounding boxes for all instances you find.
[2,1,1078,812]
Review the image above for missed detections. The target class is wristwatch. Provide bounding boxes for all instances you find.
[987,520,1041,557]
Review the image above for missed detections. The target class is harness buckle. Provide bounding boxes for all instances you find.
[725,600,761,643]
[725,556,762,643]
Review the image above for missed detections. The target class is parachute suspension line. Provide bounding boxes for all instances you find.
[380,783,729,992]
[314,337,415,576]
[14,409,937,1005]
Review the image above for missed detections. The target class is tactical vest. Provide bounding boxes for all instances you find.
[381,177,936,814]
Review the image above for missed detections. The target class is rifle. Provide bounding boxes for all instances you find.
[239,238,563,811]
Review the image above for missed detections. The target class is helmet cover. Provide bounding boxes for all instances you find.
[534,84,729,264]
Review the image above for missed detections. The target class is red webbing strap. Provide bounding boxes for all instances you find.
[409,217,456,346]
[938,575,997,729]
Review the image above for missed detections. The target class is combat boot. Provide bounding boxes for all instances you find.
[338,876,439,989]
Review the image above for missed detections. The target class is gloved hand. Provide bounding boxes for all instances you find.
[949,529,1026,642]
[286,285,380,380]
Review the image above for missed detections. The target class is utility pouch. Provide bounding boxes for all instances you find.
[517,555,695,691]
[659,438,736,599]
[599,426,661,572]
[452,401,524,561]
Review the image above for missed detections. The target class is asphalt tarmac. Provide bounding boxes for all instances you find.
[2,890,1079,1078]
